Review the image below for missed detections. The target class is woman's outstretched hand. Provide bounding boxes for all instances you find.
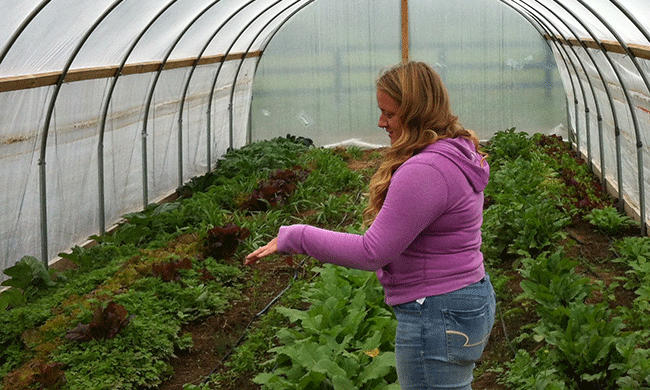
[244,237,279,265]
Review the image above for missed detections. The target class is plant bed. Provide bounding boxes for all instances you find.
[2,131,649,390]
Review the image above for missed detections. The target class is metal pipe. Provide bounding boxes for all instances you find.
[37,0,124,266]
[178,0,255,176]
[609,0,650,44]
[219,1,287,152]
[504,1,584,148]
[560,0,648,234]
[240,0,314,144]
[228,0,305,150]
[140,0,223,207]
[206,2,282,154]
[528,0,611,186]
[528,0,599,164]
[97,0,179,234]
[250,0,317,144]
[0,1,52,64]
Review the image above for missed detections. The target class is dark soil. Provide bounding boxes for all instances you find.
[158,259,298,390]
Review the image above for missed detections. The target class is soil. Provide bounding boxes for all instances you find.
[157,259,299,390]
[155,148,640,390]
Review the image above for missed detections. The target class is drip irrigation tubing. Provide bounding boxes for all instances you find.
[200,256,309,384]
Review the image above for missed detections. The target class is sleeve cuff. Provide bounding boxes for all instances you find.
[277,225,306,254]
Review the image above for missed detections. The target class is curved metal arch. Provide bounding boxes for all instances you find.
[557,0,648,233]
[97,0,180,234]
[537,2,624,215]
[37,0,125,265]
[527,0,615,189]
[140,0,224,207]
[578,1,650,102]
[256,0,315,55]
[227,0,311,147]
[520,1,595,162]
[177,0,256,181]
[507,0,590,153]
[249,0,318,144]
[610,0,650,44]
[0,0,52,64]
[246,0,315,143]
[206,0,286,154]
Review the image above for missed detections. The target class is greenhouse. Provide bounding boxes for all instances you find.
[1,0,649,389]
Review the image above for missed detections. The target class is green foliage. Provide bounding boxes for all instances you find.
[2,137,372,390]
[254,265,398,389]
[584,206,637,236]
[5,132,650,389]
[482,192,569,261]
[485,153,558,203]
[215,136,312,180]
[0,256,56,311]
[51,261,230,389]
[482,135,571,262]
[503,349,569,389]
[510,247,650,389]
[613,236,650,290]
[484,127,534,167]
[518,250,592,322]
[533,133,613,214]
[611,338,650,389]
[534,302,627,387]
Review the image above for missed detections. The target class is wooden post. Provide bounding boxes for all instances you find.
[401,0,409,62]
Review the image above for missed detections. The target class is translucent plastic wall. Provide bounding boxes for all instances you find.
[251,0,567,146]
[502,0,650,232]
[0,0,313,281]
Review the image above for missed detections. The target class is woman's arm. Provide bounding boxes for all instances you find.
[247,162,449,270]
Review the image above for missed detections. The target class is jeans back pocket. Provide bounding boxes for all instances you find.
[442,303,493,365]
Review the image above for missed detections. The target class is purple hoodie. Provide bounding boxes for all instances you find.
[277,137,489,306]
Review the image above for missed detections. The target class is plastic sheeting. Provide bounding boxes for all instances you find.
[0,0,313,277]
[252,0,566,145]
[502,0,650,231]
[0,0,649,281]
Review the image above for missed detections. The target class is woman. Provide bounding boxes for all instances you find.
[245,61,496,390]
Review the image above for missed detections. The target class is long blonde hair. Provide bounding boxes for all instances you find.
[363,61,485,225]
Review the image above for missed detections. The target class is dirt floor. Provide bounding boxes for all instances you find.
[157,258,298,390]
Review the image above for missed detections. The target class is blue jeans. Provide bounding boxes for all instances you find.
[392,274,496,389]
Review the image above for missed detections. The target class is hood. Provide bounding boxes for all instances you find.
[422,137,490,192]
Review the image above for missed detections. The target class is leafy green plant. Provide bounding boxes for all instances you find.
[503,349,569,389]
[612,236,650,290]
[534,133,613,215]
[482,193,569,261]
[611,338,650,389]
[518,250,592,325]
[584,206,637,236]
[254,265,399,389]
[510,243,650,389]
[0,256,55,310]
[533,301,632,388]
[484,127,534,168]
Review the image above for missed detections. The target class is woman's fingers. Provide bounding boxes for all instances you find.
[244,237,279,265]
